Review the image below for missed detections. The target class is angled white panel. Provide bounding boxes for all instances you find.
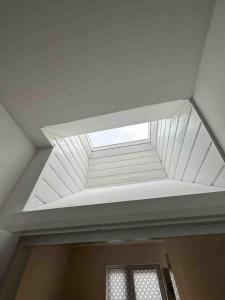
[65,137,88,175]
[43,166,71,198]
[36,180,60,203]
[174,109,201,180]
[88,169,166,188]
[150,121,158,148]
[158,119,166,159]
[91,143,153,158]
[26,197,44,210]
[214,166,225,188]
[89,156,159,171]
[54,142,84,190]
[90,150,156,165]
[156,120,162,154]
[57,140,86,185]
[50,154,80,193]
[88,162,162,179]
[162,119,171,165]
[164,115,179,173]
[78,134,92,158]
[182,126,211,182]
[73,136,89,164]
[168,107,191,178]
[70,136,89,169]
[195,144,224,185]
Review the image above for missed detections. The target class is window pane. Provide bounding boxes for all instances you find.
[88,123,149,148]
[107,268,130,300]
[133,269,163,300]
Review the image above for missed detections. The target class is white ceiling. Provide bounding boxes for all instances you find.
[0,0,215,147]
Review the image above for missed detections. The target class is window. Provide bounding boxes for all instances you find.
[87,122,150,151]
[107,265,167,300]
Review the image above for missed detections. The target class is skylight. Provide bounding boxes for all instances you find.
[87,122,150,150]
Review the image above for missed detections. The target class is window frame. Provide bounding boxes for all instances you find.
[86,123,151,152]
[106,264,167,300]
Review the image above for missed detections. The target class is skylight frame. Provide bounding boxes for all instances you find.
[86,122,151,152]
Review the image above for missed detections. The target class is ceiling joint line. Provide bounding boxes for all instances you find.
[55,140,86,188]
[167,114,180,175]
[173,108,192,179]
[34,194,46,204]
[71,136,88,166]
[54,152,82,191]
[74,136,88,162]
[181,123,202,181]
[42,177,63,198]
[49,163,73,194]
[64,138,87,179]
[211,165,225,186]
[69,137,88,172]
[193,141,212,183]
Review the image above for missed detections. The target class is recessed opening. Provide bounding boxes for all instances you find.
[24,100,225,211]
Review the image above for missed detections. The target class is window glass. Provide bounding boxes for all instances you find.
[133,269,163,300]
[87,123,149,149]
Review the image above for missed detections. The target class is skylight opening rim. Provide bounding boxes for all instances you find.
[86,122,151,152]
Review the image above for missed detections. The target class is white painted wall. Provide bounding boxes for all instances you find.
[0,104,35,207]
[194,0,225,154]
[0,104,35,287]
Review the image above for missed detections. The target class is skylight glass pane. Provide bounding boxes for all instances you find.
[88,123,149,148]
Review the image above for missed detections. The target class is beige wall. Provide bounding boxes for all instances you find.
[165,235,225,300]
[14,235,225,300]
[65,242,166,300]
[15,246,70,300]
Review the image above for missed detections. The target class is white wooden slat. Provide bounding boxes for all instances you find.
[50,154,80,193]
[89,156,160,171]
[168,107,191,178]
[74,136,89,163]
[36,180,60,203]
[65,137,88,177]
[182,126,211,182]
[158,119,166,160]
[59,140,87,185]
[214,166,225,188]
[88,162,162,179]
[174,109,201,180]
[78,134,92,157]
[70,136,89,169]
[54,143,84,190]
[156,120,162,153]
[88,169,166,188]
[44,166,72,197]
[162,119,171,165]
[26,197,44,210]
[91,143,153,158]
[90,150,157,165]
[164,115,179,173]
[150,121,158,148]
[195,144,224,185]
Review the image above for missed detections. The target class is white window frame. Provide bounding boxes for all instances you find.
[86,123,151,152]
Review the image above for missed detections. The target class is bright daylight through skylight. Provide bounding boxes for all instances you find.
[87,122,149,149]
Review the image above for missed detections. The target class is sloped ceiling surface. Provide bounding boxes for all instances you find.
[0,0,215,147]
